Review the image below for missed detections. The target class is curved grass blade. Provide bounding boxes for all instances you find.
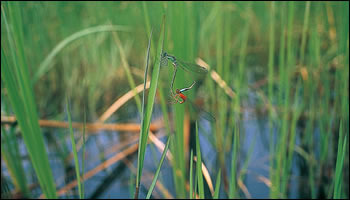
[32,25,130,84]
[146,136,171,199]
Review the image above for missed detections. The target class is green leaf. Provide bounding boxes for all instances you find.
[135,15,165,198]
[1,3,57,198]
[195,122,205,199]
[189,150,194,199]
[146,136,172,199]
[66,97,82,199]
[213,169,221,199]
[333,121,348,199]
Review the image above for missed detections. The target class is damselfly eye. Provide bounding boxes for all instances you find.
[176,89,180,94]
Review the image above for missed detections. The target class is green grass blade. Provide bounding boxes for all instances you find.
[142,1,152,44]
[213,169,221,199]
[299,1,311,64]
[1,92,29,197]
[333,121,348,199]
[141,27,153,124]
[1,126,30,198]
[1,3,56,198]
[135,15,165,199]
[189,150,193,199]
[229,123,239,198]
[66,97,82,199]
[193,169,198,199]
[268,1,275,109]
[112,32,142,113]
[195,121,205,199]
[146,136,172,199]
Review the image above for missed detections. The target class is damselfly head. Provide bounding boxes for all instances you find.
[160,54,169,67]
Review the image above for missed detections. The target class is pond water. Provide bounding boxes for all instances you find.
[2,90,320,199]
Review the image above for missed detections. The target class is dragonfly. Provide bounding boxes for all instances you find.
[171,81,216,123]
[161,52,208,96]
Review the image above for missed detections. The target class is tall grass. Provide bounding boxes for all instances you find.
[189,150,194,199]
[333,121,348,199]
[1,2,57,198]
[213,168,221,199]
[1,126,30,198]
[1,1,349,199]
[66,98,83,199]
[166,2,193,198]
[145,135,171,199]
[229,123,239,198]
[134,15,165,199]
[195,122,205,199]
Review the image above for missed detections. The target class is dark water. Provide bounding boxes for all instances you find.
[2,98,319,199]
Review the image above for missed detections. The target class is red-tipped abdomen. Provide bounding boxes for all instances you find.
[178,93,187,104]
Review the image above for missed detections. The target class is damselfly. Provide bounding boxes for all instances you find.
[161,52,208,96]
[171,81,216,122]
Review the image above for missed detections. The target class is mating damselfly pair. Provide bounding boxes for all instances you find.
[161,52,208,96]
[161,52,215,122]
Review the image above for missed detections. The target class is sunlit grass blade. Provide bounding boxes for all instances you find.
[1,2,56,198]
[146,136,171,199]
[195,121,205,199]
[213,169,221,199]
[135,15,165,199]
